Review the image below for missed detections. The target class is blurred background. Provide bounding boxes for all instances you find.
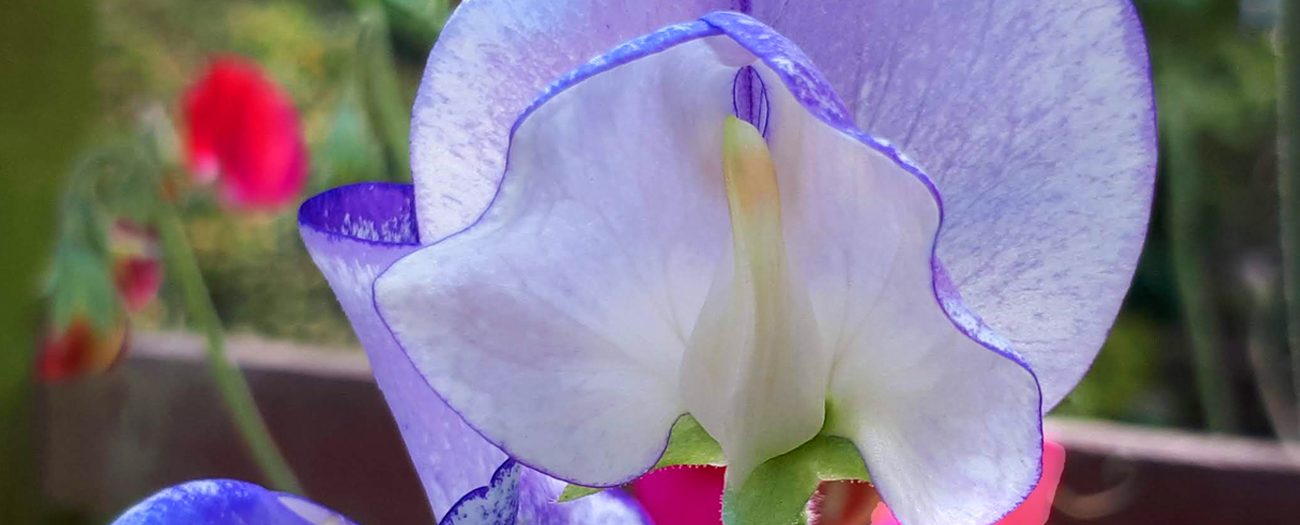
[3,0,1300,523]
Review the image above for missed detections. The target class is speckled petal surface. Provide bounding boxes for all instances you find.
[300,184,647,524]
[756,0,1156,407]
[441,461,651,525]
[382,24,738,487]
[415,0,1155,409]
[299,183,506,518]
[110,479,354,525]
[410,0,736,242]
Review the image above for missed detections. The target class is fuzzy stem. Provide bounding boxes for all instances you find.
[157,202,303,493]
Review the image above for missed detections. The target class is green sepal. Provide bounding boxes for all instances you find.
[47,240,120,334]
[722,435,869,525]
[558,414,724,502]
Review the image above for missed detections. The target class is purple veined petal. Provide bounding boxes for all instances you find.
[110,479,355,525]
[756,0,1157,408]
[440,461,651,525]
[379,12,1042,524]
[439,461,522,525]
[415,0,1154,411]
[409,0,734,243]
[299,184,650,524]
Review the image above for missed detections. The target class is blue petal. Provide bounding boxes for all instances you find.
[111,479,355,525]
[440,460,650,525]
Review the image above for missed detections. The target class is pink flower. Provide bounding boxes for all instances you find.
[871,441,1067,525]
[183,56,307,210]
[630,465,725,525]
[109,220,162,313]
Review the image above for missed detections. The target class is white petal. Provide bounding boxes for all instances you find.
[695,14,1044,522]
[410,0,727,242]
[380,28,745,486]
[765,0,1156,407]
[742,50,1043,525]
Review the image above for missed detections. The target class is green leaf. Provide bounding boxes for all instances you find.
[558,414,724,502]
[47,241,120,334]
[722,435,868,525]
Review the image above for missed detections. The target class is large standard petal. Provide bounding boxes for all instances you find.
[384,16,1043,525]
[757,0,1157,407]
[110,479,354,525]
[409,0,732,242]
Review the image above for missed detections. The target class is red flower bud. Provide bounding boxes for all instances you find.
[37,315,129,382]
[183,56,307,210]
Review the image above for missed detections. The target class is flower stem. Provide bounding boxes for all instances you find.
[156,202,303,493]
[1166,115,1239,432]
[1281,0,1300,442]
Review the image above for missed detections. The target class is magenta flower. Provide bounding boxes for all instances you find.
[109,220,162,313]
[183,56,307,210]
[115,1,1153,524]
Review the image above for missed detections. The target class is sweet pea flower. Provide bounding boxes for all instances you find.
[124,0,1155,523]
[183,56,307,210]
[111,184,651,525]
[369,2,1152,524]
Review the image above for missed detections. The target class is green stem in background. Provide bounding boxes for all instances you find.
[156,201,304,494]
[1166,115,1240,432]
[359,4,412,181]
[1280,0,1300,441]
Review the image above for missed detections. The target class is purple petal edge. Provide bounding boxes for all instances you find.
[300,183,650,524]
[299,182,509,518]
[298,182,420,246]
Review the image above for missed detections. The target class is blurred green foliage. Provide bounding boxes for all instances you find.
[1,0,96,521]
[1057,0,1288,436]
[91,0,435,346]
